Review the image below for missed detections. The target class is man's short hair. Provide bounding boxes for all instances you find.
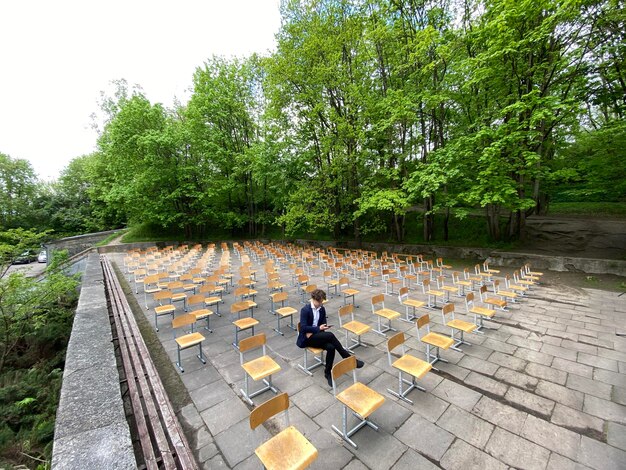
[310,289,327,302]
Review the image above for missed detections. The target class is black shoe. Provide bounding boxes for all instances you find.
[356,359,364,369]
[325,371,333,387]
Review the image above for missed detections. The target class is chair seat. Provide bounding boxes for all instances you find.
[307,346,324,354]
[172,293,187,302]
[176,332,205,349]
[191,308,213,321]
[422,332,454,350]
[388,278,401,284]
[485,298,507,308]
[442,286,457,293]
[499,289,517,298]
[343,320,371,336]
[255,425,318,470]
[242,355,282,381]
[456,280,471,287]
[336,382,385,419]
[276,306,297,317]
[234,317,260,329]
[470,306,495,318]
[374,308,401,320]
[393,354,432,379]
[427,289,445,297]
[244,300,258,309]
[342,288,360,296]
[403,299,425,309]
[447,319,477,333]
[155,305,175,315]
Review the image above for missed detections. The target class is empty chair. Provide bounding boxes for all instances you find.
[513,269,536,291]
[166,280,188,311]
[270,291,297,335]
[463,267,482,291]
[386,332,432,404]
[421,278,444,309]
[398,265,417,288]
[239,333,281,405]
[234,286,258,305]
[479,285,507,311]
[397,286,425,323]
[371,294,401,337]
[231,301,260,349]
[482,261,500,276]
[296,323,325,376]
[524,264,543,280]
[441,303,476,352]
[493,279,518,303]
[323,270,339,296]
[505,274,528,296]
[142,274,161,309]
[153,290,175,331]
[172,313,206,373]
[198,284,223,316]
[338,276,360,307]
[186,294,214,332]
[436,275,457,302]
[330,356,385,449]
[132,268,147,294]
[464,291,495,332]
[338,304,371,351]
[250,393,318,470]
[451,271,472,297]
[382,268,402,295]
[415,314,454,369]
[436,257,452,272]
[474,264,492,285]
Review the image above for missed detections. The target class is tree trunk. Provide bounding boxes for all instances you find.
[423,195,434,241]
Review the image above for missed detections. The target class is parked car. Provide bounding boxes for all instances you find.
[13,250,37,264]
[38,250,47,263]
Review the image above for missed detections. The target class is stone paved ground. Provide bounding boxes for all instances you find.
[112,245,626,470]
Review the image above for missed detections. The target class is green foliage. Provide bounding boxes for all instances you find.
[0,230,78,467]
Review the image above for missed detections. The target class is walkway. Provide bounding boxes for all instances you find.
[112,247,626,470]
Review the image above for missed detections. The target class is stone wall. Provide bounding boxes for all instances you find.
[51,253,135,469]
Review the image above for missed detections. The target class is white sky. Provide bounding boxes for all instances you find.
[0,0,281,180]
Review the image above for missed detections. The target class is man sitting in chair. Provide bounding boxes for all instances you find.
[297,289,364,386]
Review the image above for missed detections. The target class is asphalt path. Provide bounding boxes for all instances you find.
[6,260,47,277]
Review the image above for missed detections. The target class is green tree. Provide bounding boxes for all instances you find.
[0,153,38,230]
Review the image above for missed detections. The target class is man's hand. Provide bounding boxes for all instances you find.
[320,324,330,331]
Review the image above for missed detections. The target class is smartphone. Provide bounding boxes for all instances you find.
[326,324,334,328]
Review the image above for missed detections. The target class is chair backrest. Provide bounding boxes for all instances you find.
[338,277,349,288]
[465,292,475,309]
[304,284,317,295]
[231,301,250,314]
[239,332,266,353]
[494,279,501,291]
[187,294,204,309]
[479,285,488,299]
[172,313,196,330]
[250,393,289,430]
[168,281,184,290]
[234,287,249,297]
[331,355,357,389]
[415,314,431,339]
[398,286,409,302]
[423,278,431,290]
[437,275,446,288]
[271,291,288,303]
[386,332,405,365]
[475,264,482,275]
[154,290,172,302]
[371,294,385,310]
[338,304,353,326]
[442,302,455,321]
[298,274,309,284]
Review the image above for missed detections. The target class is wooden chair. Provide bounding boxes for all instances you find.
[330,356,385,449]
[153,290,175,331]
[464,291,495,332]
[415,314,453,369]
[474,264,492,285]
[142,274,161,309]
[198,284,223,316]
[514,269,536,290]
[505,274,528,296]
[239,333,281,405]
[250,393,318,470]
[270,291,297,336]
[296,323,325,375]
[186,294,213,332]
[234,286,258,305]
[371,294,401,337]
[382,268,402,295]
[451,271,472,297]
[302,284,318,304]
[421,278,445,309]
[397,286,425,323]
[386,332,432,404]
[479,285,507,311]
[436,257,452,272]
[132,268,147,294]
[398,265,417,288]
[482,261,500,276]
[339,276,360,307]
[441,303,476,352]
[323,270,339,296]
[524,264,543,280]
[436,275,457,302]
[493,279,518,303]
[338,304,370,352]
[166,280,188,311]
[179,273,198,294]
[172,313,206,372]
[463,267,482,291]
[231,301,260,349]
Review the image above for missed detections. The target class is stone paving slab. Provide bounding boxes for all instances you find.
[110,245,626,469]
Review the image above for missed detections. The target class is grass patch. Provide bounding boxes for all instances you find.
[548,202,626,217]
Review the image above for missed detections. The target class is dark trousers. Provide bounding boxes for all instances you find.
[304,331,351,374]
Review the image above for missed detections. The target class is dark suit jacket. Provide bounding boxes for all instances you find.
[296,302,327,348]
